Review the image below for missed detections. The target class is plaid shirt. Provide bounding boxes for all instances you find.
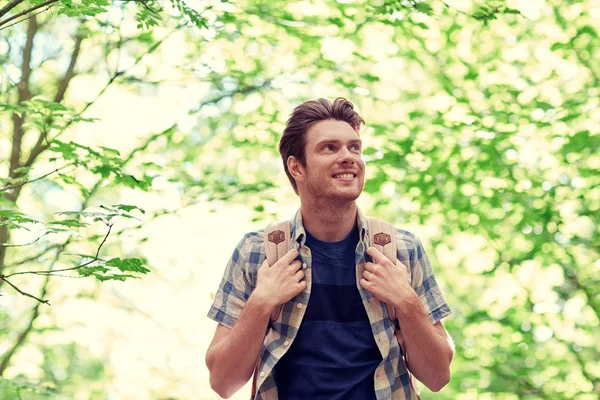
[208,209,451,400]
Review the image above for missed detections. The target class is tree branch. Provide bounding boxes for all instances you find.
[552,333,599,389]
[8,15,36,181]
[0,16,38,279]
[440,1,471,17]
[18,34,83,176]
[54,34,83,103]
[0,226,10,279]
[5,223,112,278]
[0,233,48,248]
[4,244,62,269]
[563,257,600,323]
[0,2,55,32]
[0,25,178,282]
[140,0,162,15]
[0,276,50,305]
[0,0,58,29]
[0,272,51,376]
[0,0,25,19]
[0,163,75,193]
[18,24,184,169]
[0,116,172,370]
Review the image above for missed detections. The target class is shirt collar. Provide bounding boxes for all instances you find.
[290,206,368,247]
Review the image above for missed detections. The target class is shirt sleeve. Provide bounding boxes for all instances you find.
[410,237,452,325]
[207,234,257,329]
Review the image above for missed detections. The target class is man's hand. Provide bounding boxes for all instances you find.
[206,248,305,399]
[359,247,413,309]
[253,249,306,309]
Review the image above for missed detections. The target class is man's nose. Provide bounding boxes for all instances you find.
[337,147,355,164]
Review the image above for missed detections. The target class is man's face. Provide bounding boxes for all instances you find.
[298,119,365,203]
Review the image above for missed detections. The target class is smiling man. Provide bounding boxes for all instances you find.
[205,98,454,400]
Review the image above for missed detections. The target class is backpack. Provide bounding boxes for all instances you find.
[251,217,420,400]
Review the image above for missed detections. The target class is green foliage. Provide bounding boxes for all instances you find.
[76,257,148,281]
[48,140,153,194]
[170,0,209,28]
[472,2,521,24]
[57,204,145,224]
[0,0,598,398]
[0,377,57,399]
[105,257,148,273]
[375,0,434,16]
[56,0,111,18]
[0,209,40,231]
[135,1,163,30]
[0,343,109,399]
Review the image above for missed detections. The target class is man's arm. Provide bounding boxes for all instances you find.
[206,249,306,399]
[359,247,454,392]
[205,293,275,398]
[392,294,454,391]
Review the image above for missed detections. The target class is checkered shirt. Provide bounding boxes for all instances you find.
[208,208,452,399]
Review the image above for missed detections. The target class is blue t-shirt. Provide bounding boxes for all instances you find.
[275,225,381,400]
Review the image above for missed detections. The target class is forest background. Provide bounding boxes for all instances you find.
[0,0,598,399]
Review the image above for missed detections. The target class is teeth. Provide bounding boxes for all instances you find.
[334,173,354,179]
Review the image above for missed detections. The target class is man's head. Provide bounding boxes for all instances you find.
[279,98,365,195]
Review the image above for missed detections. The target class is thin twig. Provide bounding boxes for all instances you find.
[35,272,86,279]
[0,272,51,375]
[0,164,74,193]
[0,0,58,29]
[4,244,63,269]
[4,224,112,278]
[440,1,471,17]
[0,4,54,32]
[29,24,184,157]
[0,105,175,370]
[140,0,162,15]
[0,233,48,248]
[0,0,25,19]
[0,276,50,305]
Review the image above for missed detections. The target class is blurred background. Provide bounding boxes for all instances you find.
[0,0,598,399]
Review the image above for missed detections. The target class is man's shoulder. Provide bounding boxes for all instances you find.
[392,225,422,250]
[228,231,267,275]
[240,229,266,241]
[235,230,266,252]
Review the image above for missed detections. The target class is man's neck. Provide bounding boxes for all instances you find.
[300,200,357,242]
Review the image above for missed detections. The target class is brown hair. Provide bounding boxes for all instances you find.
[279,97,365,194]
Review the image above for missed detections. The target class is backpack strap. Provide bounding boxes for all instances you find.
[366,217,397,263]
[367,217,421,400]
[252,220,292,399]
[366,217,398,322]
[265,220,292,269]
[264,219,292,322]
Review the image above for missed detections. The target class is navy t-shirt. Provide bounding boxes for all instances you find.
[275,225,382,400]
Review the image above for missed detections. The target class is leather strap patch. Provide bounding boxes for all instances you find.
[268,230,285,245]
[373,232,391,246]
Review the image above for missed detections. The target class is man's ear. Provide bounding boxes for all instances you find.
[287,156,305,183]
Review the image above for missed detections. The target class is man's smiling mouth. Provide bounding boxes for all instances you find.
[333,173,356,179]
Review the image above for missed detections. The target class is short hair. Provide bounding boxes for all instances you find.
[279,97,365,194]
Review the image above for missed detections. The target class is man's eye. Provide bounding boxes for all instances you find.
[324,145,334,151]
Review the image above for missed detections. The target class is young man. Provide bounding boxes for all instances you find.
[206,98,454,399]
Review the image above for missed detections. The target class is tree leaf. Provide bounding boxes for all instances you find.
[105,258,150,274]
[49,219,89,228]
[112,204,146,215]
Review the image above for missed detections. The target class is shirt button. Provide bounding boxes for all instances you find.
[302,263,307,269]
[260,372,265,378]
[296,303,303,309]
[284,340,290,346]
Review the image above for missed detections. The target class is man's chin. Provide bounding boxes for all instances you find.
[329,189,362,202]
